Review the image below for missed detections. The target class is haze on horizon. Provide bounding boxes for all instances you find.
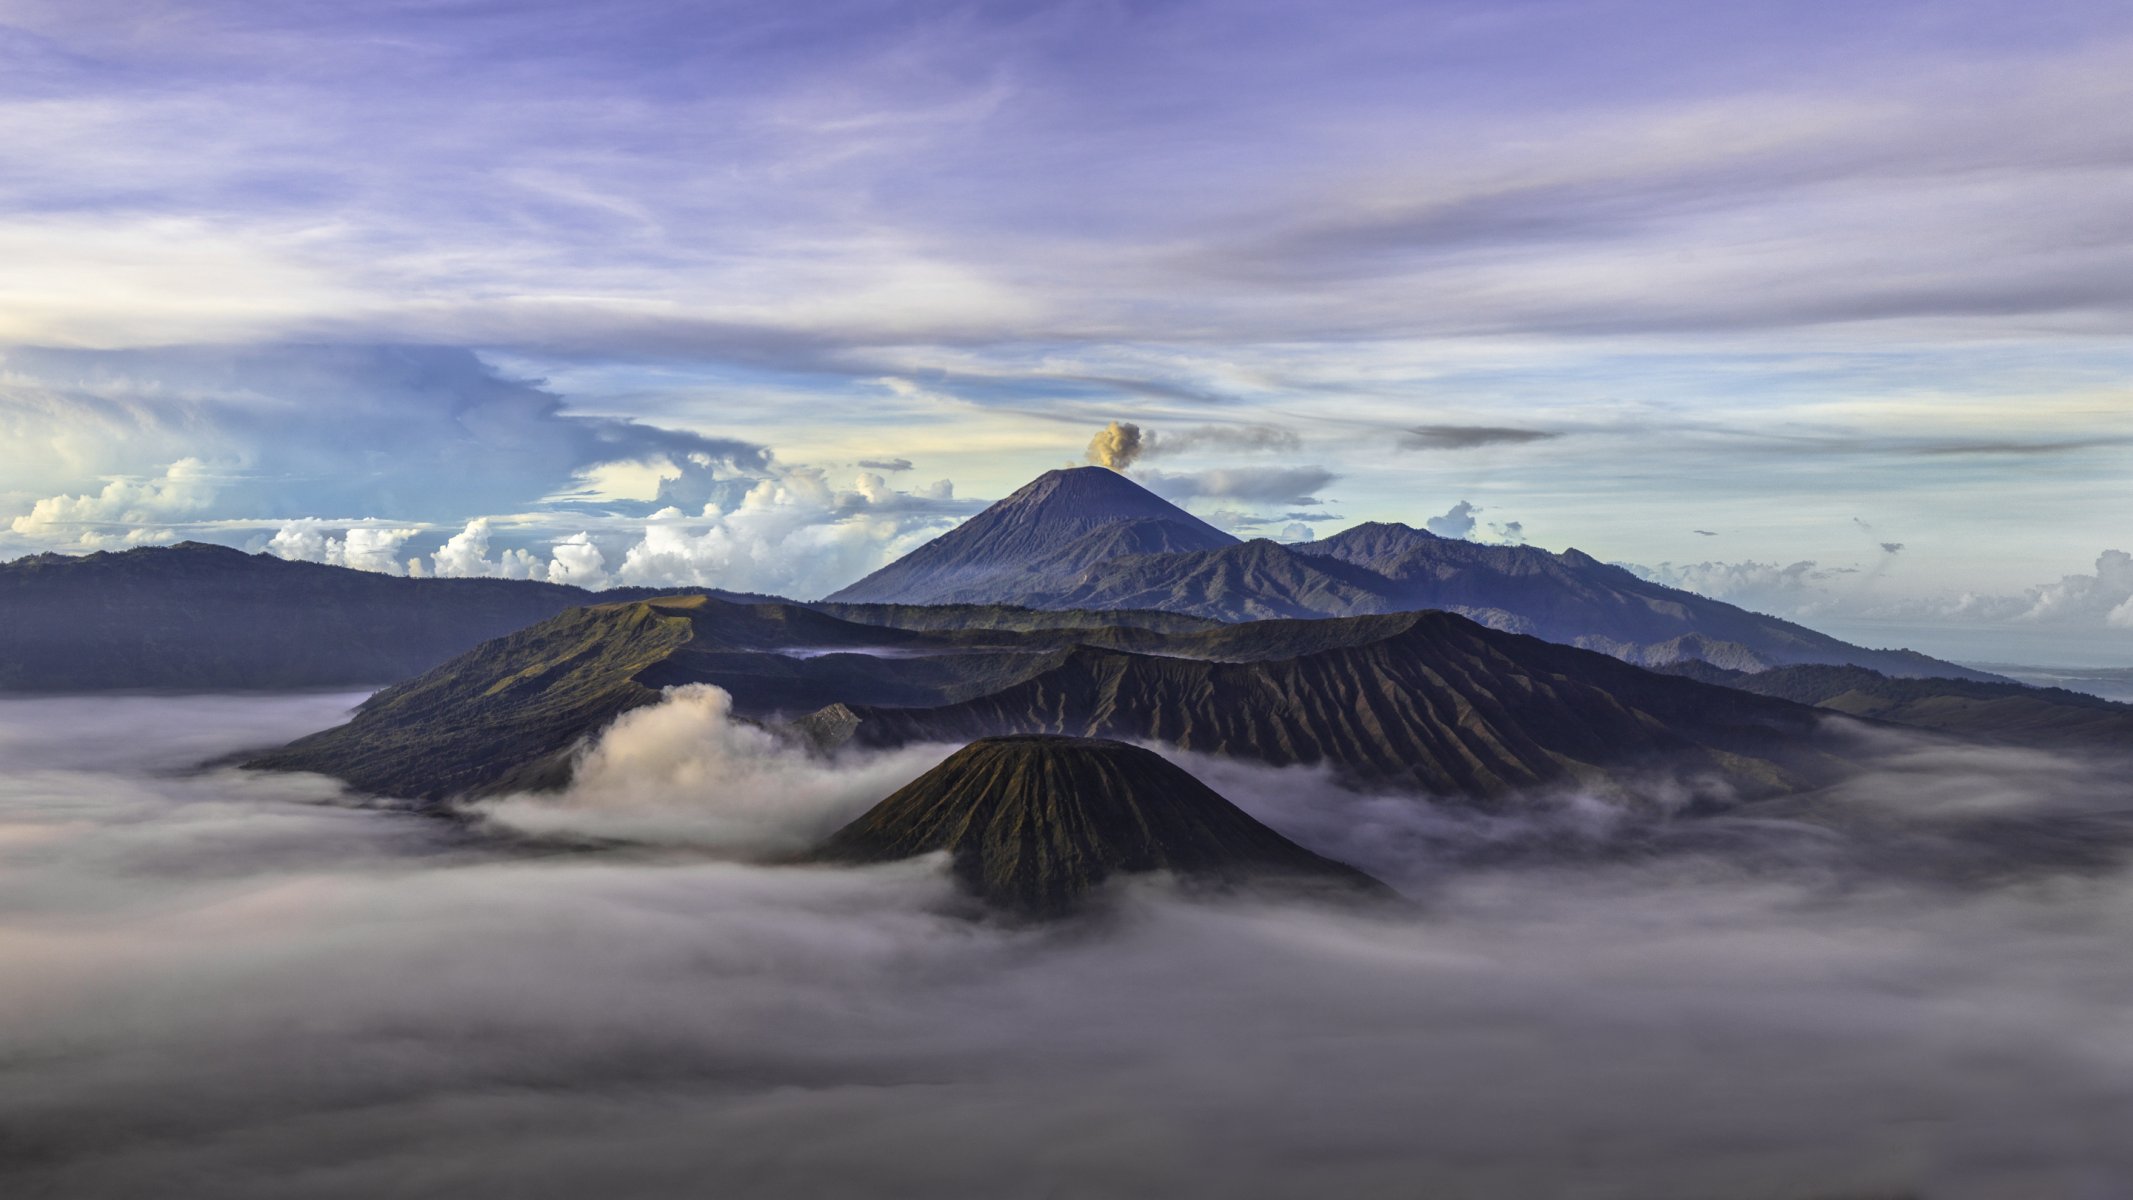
[2,0,2130,665]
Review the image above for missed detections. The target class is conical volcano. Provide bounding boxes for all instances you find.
[814,734,1386,914]
[825,467,1237,605]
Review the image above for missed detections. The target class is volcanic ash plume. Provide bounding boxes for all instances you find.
[1086,420,1145,470]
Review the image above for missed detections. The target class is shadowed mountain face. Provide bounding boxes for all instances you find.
[828,611,1853,803]
[242,595,1353,801]
[1659,660,2133,750]
[243,595,1090,800]
[824,474,1996,683]
[813,735,1387,914]
[250,583,1862,809]
[0,542,680,691]
[826,467,1238,605]
[0,540,1218,693]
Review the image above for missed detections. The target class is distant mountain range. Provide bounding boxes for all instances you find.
[1658,660,2133,750]
[0,465,1997,693]
[831,467,1997,682]
[248,597,1855,807]
[0,540,1198,692]
[0,542,652,691]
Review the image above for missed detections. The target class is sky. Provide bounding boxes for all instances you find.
[2,0,2131,661]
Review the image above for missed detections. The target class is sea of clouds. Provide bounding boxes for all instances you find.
[4,691,2133,1198]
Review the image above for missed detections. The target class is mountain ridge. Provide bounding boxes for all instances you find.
[827,466,1238,605]
[823,472,2001,683]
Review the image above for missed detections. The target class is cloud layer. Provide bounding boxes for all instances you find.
[7,695,2133,1197]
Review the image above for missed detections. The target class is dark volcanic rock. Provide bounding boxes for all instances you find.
[831,611,1856,803]
[826,467,1236,605]
[814,735,1387,914]
[821,470,1997,682]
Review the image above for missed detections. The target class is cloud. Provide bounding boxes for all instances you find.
[1133,466,1335,506]
[7,457,218,547]
[1085,420,1145,470]
[1399,425,1559,451]
[1952,548,2133,627]
[1087,419,1305,475]
[265,519,422,576]
[421,518,550,581]
[1424,500,1480,539]
[471,684,957,855]
[11,696,2133,1196]
[1626,557,1849,615]
[0,345,773,543]
[856,458,913,472]
[1141,423,1304,457]
[607,470,972,599]
[1632,547,2133,634]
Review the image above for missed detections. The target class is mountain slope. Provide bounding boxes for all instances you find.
[828,611,1856,802]
[830,476,1995,681]
[0,541,771,691]
[243,595,1086,800]
[814,735,1387,914]
[826,467,1237,605]
[1658,661,2133,750]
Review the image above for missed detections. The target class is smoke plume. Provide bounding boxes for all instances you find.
[470,684,958,854]
[1086,420,1146,470]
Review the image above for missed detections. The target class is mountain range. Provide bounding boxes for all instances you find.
[246,595,1856,807]
[832,467,1996,681]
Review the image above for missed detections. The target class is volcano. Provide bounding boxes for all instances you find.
[814,734,1386,914]
[825,466,1237,605]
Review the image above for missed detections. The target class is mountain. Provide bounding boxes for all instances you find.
[1657,661,2133,751]
[240,596,1474,801]
[818,611,1855,803]
[243,595,1096,800]
[0,542,688,691]
[826,466,1238,605]
[824,473,1997,682]
[812,735,1388,914]
[0,540,1213,693]
[248,600,1856,807]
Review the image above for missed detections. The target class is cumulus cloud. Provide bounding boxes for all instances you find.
[0,345,771,548]
[856,457,913,472]
[1424,500,1481,539]
[610,470,969,599]
[7,457,219,547]
[1640,548,2133,632]
[265,519,422,576]
[422,518,551,580]
[1951,548,2133,627]
[472,684,957,854]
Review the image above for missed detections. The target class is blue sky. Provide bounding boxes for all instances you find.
[3,0,2131,661]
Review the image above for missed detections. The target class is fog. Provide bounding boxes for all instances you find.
[4,694,2133,1198]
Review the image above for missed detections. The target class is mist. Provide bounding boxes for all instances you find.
[4,695,2133,1198]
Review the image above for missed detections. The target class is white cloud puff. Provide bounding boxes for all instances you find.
[470,684,955,854]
